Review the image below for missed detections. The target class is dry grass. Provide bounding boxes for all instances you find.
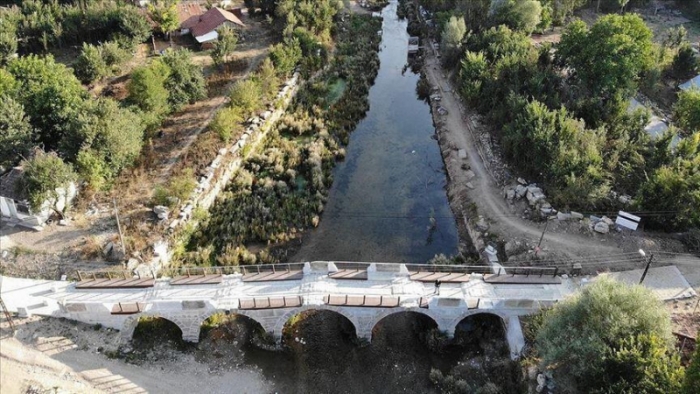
[80,236,104,259]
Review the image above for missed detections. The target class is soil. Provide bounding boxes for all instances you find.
[0,316,271,394]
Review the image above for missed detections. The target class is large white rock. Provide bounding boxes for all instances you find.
[594,222,610,234]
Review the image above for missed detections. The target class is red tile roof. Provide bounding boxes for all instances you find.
[178,2,206,30]
[190,7,245,38]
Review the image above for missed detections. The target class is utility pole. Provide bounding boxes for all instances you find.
[113,198,127,260]
[638,249,654,285]
[535,220,549,257]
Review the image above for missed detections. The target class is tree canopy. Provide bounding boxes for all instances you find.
[18,150,77,214]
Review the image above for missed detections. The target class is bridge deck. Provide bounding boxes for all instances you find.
[76,278,155,289]
[328,270,368,280]
[409,272,471,283]
[239,296,303,310]
[483,274,561,285]
[170,274,223,286]
[242,270,303,282]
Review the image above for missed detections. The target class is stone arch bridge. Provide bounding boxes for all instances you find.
[1,262,574,360]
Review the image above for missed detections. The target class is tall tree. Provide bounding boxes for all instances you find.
[674,88,700,133]
[160,49,207,110]
[441,16,467,66]
[0,95,33,169]
[148,0,180,39]
[127,60,171,119]
[211,25,238,66]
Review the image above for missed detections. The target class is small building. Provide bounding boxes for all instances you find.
[186,7,245,46]
[0,167,77,230]
[679,74,700,91]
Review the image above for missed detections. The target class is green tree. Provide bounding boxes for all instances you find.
[211,25,238,66]
[117,6,153,48]
[62,98,145,185]
[127,60,171,120]
[254,57,279,101]
[441,16,467,66]
[7,55,87,151]
[557,15,654,119]
[685,334,700,394]
[18,150,77,215]
[73,43,108,84]
[0,95,33,169]
[101,41,130,72]
[536,278,678,393]
[148,0,180,39]
[637,132,700,230]
[270,38,302,77]
[160,49,207,111]
[674,88,700,133]
[671,43,698,82]
[229,79,262,116]
[491,0,543,35]
[0,8,18,65]
[210,106,244,142]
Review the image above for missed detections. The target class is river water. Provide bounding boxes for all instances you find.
[292,1,459,264]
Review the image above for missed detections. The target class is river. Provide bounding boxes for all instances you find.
[291,0,459,264]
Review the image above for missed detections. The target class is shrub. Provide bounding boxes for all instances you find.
[229,79,262,116]
[74,43,108,84]
[211,106,244,142]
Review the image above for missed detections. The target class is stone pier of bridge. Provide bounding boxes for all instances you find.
[1,262,572,359]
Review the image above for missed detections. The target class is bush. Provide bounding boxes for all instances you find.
[671,43,698,81]
[229,79,262,116]
[155,169,197,207]
[685,334,700,394]
[211,106,244,142]
[74,43,108,84]
[18,150,77,215]
[536,277,679,393]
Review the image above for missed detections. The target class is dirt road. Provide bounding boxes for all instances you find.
[423,51,637,258]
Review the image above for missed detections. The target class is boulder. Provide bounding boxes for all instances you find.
[619,194,632,204]
[594,222,610,234]
[602,216,614,226]
[464,170,476,181]
[153,205,169,215]
[102,242,114,257]
[465,182,474,189]
[476,217,489,232]
[557,212,571,221]
[571,211,584,220]
[527,189,546,206]
[506,189,515,201]
[515,185,527,198]
[517,177,527,185]
[458,149,467,159]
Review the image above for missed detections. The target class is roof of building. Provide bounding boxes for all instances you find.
[0,167,27,202]
[178,2,206,30]
[190,7,245,38]
[679,74,700,91]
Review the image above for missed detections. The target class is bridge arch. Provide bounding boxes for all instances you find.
[447,310,509,335]
[368,308,443,342]
[198,310,270,343]
[121,313,191,344]
[274,305,361,342]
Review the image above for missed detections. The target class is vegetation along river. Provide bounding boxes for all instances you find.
[292,1,459,263]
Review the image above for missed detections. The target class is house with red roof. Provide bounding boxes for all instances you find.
[181,6,245,46]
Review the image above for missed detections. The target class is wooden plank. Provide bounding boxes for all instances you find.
[328,270,368,280]
[324,295,400,308]
[170,274,223,286]
[483,274,561,285]
[409,272,471,283]
[110,302,145,315]
[242,270,303,282]
[76,278,155,289]
[238,296,302,310]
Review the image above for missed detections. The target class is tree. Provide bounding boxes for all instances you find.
[211,25,238,66]
[210,106,244,142]
[229,79,262,115]
[18,150,76,216]
[0,95,33,169]
[73,43,108,84]
[117,7,153,49]
[671,43,698,82]
[160,49,207,111]
[557,15,654,111]
[685,334,700,394]
[270,38,302,77]
[7,55,87,151]
[441,16,467,66]
[674,88,700,133]
[536,277,680,393]
[148,0,180,39]
[637,132,700,230]
[255,57,279,101]
[491,0,543,35]
[101,41,130,73]
[127,60,171,119]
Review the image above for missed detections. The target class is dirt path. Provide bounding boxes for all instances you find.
[0,317,270,394]
[423,51,624,258]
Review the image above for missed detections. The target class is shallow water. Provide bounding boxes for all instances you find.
[291,1,459,264]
